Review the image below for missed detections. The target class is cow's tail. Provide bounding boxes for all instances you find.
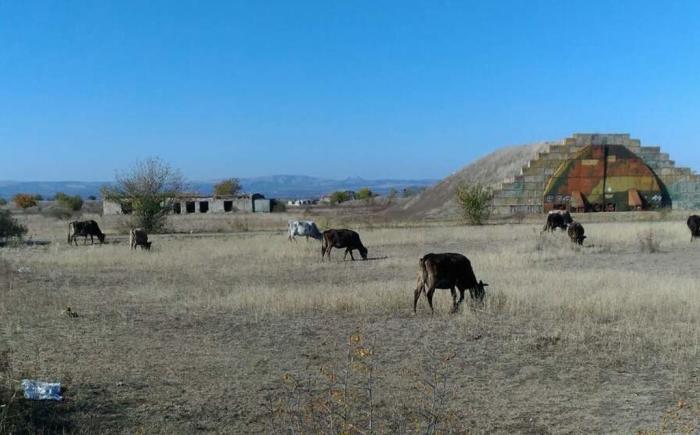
[67,222,73,244]
[417,257,428,292]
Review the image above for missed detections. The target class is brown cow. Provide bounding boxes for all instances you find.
[414,253,487,314]
[129,228,151,250]
[68,220,105,245]
[321,229,367,261]
[567,222,586,245]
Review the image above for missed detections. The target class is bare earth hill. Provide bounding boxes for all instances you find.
[391,141,555,219]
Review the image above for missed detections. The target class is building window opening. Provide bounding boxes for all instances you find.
[224,200,233,212]
[199,201,209,213]
[173,202,181,214]
[186,201,196,213]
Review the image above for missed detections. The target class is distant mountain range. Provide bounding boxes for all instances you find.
[0,176,436,200]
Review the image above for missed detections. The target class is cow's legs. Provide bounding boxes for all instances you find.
[90,234,94,244]
[322,245,332,261]
[426,287,436,314]
[450,287,459,313]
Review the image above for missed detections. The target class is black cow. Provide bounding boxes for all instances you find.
[321,229,368,261]
[414,253,488,314]
[567,221,586,245]
[67,220,105,245]
[543,210,573,232]
[687,215,700,242]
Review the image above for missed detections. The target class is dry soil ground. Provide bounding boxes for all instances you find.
[1,213,699,433]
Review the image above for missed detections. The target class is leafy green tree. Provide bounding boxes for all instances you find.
[329,191,351,205]
[213,178,241,197]
[101,158,185,233]
[455,182,493,225]
[355,188,374,201]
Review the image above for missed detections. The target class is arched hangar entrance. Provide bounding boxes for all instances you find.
[543,145,670,212]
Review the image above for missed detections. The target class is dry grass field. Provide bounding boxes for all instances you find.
[1,213,699,433]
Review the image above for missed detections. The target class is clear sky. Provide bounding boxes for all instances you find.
[1,1,699,181]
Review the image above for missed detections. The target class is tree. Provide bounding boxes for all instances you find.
[101,158,185,233]
[0,210,27,242]
[55,192,83,211]
[329,191,351,205]
[455,182,493,225]
[12,194,37,209]
[355,188,374,203]
[0,198,6,206]
[213,178,241,197]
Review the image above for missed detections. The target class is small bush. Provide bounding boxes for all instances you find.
[455,182,493,225]
[0,210,27,242]
[55,192,83,211]
[386,188,398,205]
[271,201,286,213]
[355,187,374,203]
[0,198,7,206]
[12,194,37,209]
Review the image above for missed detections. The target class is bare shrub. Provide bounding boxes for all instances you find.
[101,157,185,233]
[639,229,661,253]
[12,194,36,209]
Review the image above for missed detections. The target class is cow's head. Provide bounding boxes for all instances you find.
[359,245,368,260]
[473,280,488,301]
[97,233,106,243]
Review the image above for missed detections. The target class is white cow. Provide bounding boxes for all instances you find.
[288,220,322,242]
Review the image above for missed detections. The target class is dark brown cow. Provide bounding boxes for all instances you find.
[687,215,700,242]
[414,253,487,314]
[567,221,586,245]
[543,210,573,232]
[321,229,368,261]
[129,228,151,250]
[68,220,105,245]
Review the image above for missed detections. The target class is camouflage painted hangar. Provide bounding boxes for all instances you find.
[492,134,700,215]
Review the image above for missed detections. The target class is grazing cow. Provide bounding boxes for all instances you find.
[288,220,322,242]
[67,220,105,245]
[321,229,368,261]
[687,215,700,242]
[129,228,151,250]
[567,221,586,245]
[543,210,573,232]
[414,253,487,314]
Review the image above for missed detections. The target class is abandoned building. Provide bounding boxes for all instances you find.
[491,133,700,215]
[103,194,274,215]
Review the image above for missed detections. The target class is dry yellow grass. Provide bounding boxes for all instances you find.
[1,213,699,432]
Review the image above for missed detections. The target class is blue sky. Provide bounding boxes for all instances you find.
[1,1,699,181]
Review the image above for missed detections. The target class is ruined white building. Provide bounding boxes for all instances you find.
[103,194,273,215]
